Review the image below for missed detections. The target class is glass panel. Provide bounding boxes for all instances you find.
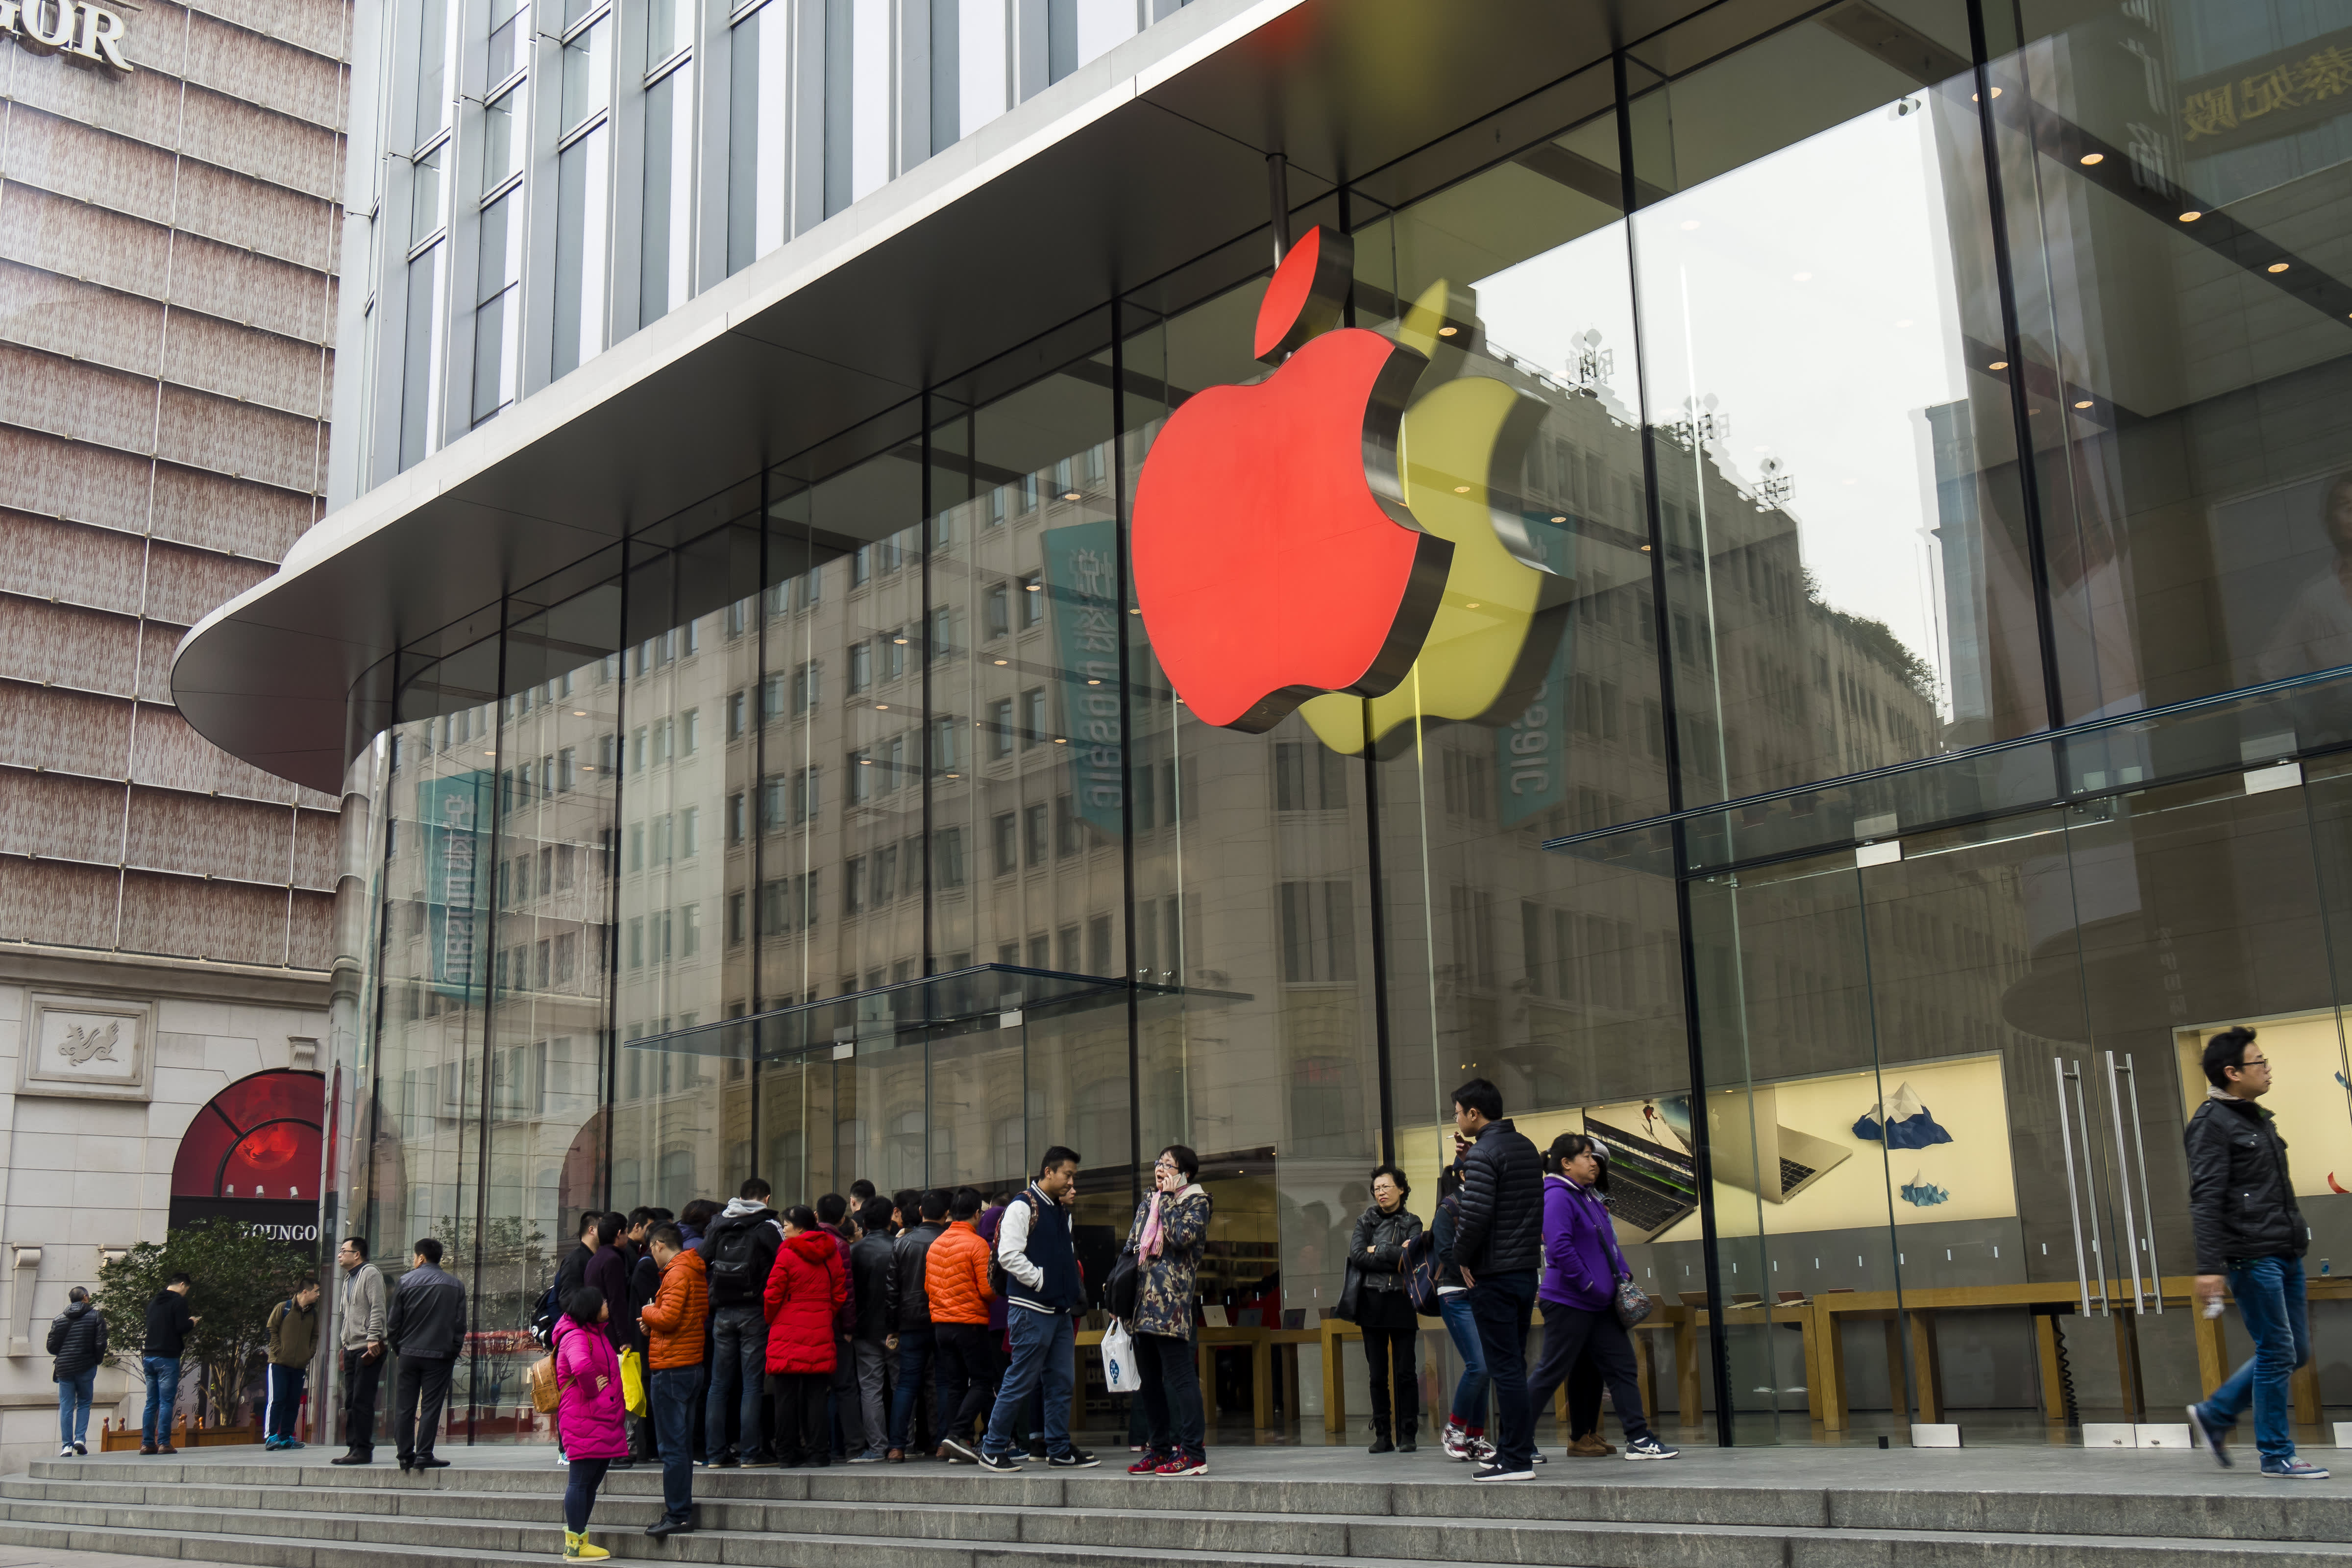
[1629,0,2046,807]
[487,0,526,85]
[728,5,789,274]
[562,17,611,132]
[641,62,694,328]
[482,86,522,195]
[553,124,610,379]
[645,0,686,67]
[412,0,451,149]
[399,244,441,472]
[473,190,522,427]
[410,142,445,247]
[2008,0,2352,720]
[474,584,622,1439]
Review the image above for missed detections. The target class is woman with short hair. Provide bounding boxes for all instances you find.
[1349,1164,1424,1453]
[1526,1133,1677,1462]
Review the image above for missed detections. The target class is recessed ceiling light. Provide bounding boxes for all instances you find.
[946,773,960,779]
[893,636,908,644]
[582,764,596,772]
[2073,399,2093,409]
[875,703,888,710]
[1549,514,1566,523]
[1452,485,1471,494]
[2268,261,2290,273]
[2079,152,2103,166]
[1086,678,1102,686]
[1639,544,1652,553]
[993,658,1008,666]
[1053,737,1067,745]
[2179,210,2202,222]
[1025,583,1041,590]
[1988,360,2009,370]
[1437,325,1458,337]
[859,758,872,765]
[1465,601,1481,609]
[573,710,587,716]
[1061,490,1081,501]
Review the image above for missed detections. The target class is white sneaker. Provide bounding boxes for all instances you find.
[59,1445,74,1458]
[1624,1436,1680,1461]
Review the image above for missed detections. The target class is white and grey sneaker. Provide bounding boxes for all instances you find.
[58,1445,74,1458]
[1471,1462,1534,1481]
[1624,1436,1679,1461]
[2186,1403,2231,1468]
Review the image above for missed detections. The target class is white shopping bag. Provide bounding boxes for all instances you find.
[1101,1318,1144,1394]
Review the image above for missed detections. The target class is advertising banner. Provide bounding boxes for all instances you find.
[418,771,492,999]
[1044,519,1126,840]
[1497,622,1572,827]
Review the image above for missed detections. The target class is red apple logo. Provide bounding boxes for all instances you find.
[1132,227,1453,733]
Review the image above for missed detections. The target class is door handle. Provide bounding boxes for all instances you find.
[2105,1051,2146,1315]
[2118,1052,2162,1315]
[2053,1057,2104,1315]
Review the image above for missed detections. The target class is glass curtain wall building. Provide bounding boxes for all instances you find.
[199,0,2352,1447]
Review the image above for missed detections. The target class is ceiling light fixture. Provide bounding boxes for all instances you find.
[992,658,1008,666]
[2268,262,2290,273]
[1988,360,2009,370]
[1452,485,1471,494]
[573,710,587,717]
[2079,152,2103,166]
[2179,210,2202,222]
[1025,583,1041,591]
[2073,399,2093,409]
[1086,678,1102,686]
[1061,490,1081,501]
[1437,325,1459,337]
[1549,514,1567,523]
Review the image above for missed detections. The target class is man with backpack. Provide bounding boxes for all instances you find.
[702,1178,784,1467]
[975,1147,1096,1473]
[263,1277,321,1449]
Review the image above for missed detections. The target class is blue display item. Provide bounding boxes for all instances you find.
[1899,1177,1950,1208]
[1854,1082,1953,1151]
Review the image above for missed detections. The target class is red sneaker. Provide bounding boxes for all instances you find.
[1153,1454,1207,1476]
[1126,1449,1167,1475]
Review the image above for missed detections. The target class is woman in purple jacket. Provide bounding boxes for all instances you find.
[1523,1133,1677,1461]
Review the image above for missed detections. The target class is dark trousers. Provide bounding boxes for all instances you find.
[888,1325,935,1450]
[263,1364,305,1440]
[1568,1353,1602,1439]
[392,1355,455,1461]
[770,1371,829,1465]
[649,1365,700,1522]
[341,1347,383,1452]
[1360,1323,1420,1439]
[705,1303,767,1459]
[1469,1270,1538,1470]
[564,1457,610,1534]
[829,1337,860,1455]
[1135,1330,1204,1460]
[933,1323,1001,1440]
[1528,1303,1650,1445]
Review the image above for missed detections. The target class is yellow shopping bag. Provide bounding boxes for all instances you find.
[619,1347,648,1418]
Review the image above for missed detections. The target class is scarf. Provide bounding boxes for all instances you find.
[1139,1193,1165,1260]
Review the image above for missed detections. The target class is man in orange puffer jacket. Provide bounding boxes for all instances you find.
[924,1188,999,1461]
[637,1225,706,1538]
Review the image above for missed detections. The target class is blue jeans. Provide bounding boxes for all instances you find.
[1469,1270,1538,1470]
[1437,1291,1489,1428]
[141,1356,181,1446]
[888,1325,934,1450]
[649,1366,700,1522]
[704,1304,766,1459]
[58,1367,95,1447]
[982,1308,1073,1459]
[2196,1254,2310,1468]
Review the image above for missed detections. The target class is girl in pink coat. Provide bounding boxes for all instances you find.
[553,1286,627,1559]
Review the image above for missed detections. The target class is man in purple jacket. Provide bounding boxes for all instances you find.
[1523,1132,1677,1461]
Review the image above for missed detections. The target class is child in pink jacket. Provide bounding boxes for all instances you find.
[553,1286,627,1559]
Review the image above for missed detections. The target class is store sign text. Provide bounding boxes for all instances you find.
[0,0,134,73]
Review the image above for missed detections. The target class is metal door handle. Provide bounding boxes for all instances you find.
[2119,1052,2162,1314]
[2105,1051,2146,1314]
[2054,1057,2097,1316]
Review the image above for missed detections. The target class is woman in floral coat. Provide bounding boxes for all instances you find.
[1120,1144,1212,1476]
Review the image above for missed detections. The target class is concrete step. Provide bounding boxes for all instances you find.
[16,1453,2352,1548]
[5,1472,2352,1568]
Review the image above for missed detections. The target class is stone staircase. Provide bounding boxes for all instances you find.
[4,1448,2351,1568]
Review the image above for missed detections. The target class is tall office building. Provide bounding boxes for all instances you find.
[178,0,2352,1452]
[0,0,351,1468]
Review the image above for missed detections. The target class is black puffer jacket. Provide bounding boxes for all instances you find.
[2186,1091,2306,1273]
[48,1300,107,1380]
[891,1221,945,1333]
[1348,1204,1423,1296]
[1453,1118,1542,1274]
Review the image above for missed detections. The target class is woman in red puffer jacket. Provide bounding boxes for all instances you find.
[763,1205,847,1466]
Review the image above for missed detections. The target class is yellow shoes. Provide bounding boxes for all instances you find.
[563,1530,610,1560]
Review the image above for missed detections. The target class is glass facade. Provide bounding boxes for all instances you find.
[333,0,2352,1449]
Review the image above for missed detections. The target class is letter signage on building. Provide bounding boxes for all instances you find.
[0,0,134,72]
[418,772,492,999]
[1044,518,1126,841]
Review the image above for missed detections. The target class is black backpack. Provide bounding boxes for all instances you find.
[706,1214,769,1306]
[529,1276,562,1348]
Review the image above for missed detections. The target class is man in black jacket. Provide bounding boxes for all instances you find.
[847,1197,900,1462]
[386,1238,467,1472]
[2184,1028,2326,1478]
[140,1274,198,1454]
[885,1189,947,1460]
[1446,1078,1543,1481]
[49,1285,107,1456]
[702,1179,784,1466]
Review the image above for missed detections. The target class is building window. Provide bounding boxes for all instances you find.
[726,1,787,274]
[844,855,866,914]
[1020,687,1045,747]
[640,59,693,327]
[1023,803,1048,867]
[678,805,699,858]
[1275,741,1348,812]
[1019,572,1044,628]
[398,244,442,472]
[849,750,872,803]
[727,792,746,845]
[1278,881,1357,984]
[985,584,1009,639]
[849,642,872,692]
[727,690,747,738]
[934,826,965,889]
[987,697,1013,759]
[992,811,1017,876]
[471,186,521,427]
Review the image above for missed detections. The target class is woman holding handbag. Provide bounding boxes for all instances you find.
[1524,1133,1678,1461]
[1120,1145,1213,1477]
[552,1286,629,1559]
[1348,1165,1424,1454]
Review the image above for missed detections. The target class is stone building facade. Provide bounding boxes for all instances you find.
[0,0,351,1469]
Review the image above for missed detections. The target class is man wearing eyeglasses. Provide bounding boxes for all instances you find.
[2184,1027,2325,1479]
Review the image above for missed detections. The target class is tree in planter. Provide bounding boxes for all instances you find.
[94,1219,314,1431]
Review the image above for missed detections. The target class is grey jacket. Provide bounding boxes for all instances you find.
[339,1262,387,1351]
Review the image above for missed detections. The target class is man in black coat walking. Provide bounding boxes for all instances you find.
[49,1285,107,1456]
[386,1238,467,1471]
[1446,1077,1543,1481]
